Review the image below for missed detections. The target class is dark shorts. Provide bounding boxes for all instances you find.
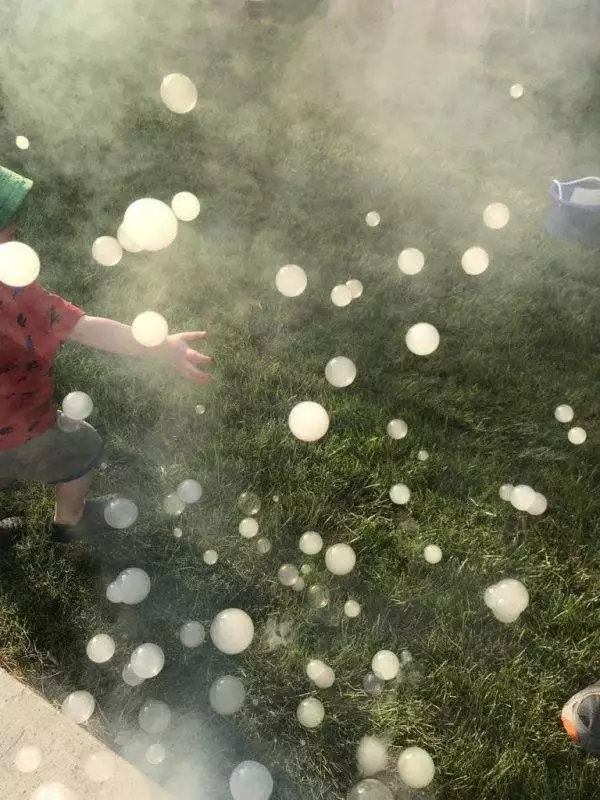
[0,416,104,491]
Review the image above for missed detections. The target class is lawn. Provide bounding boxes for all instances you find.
[2,1,600,798]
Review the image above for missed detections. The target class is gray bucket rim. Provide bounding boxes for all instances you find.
[550,176,600,210]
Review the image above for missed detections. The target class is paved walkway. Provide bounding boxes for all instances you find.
[0,668,170,799]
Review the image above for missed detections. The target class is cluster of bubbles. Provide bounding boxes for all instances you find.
[348,745,435,796]
[499,484,547,516]
[106,567,151,604]
[555,404,586,444]
[484,578,529,623]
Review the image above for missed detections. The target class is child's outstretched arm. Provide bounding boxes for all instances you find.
[69,316,212,385]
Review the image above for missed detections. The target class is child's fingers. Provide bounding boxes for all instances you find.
[187,349,213,365]
[179,331,207,342]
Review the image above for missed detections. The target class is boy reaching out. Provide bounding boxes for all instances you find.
[0,165,212,542]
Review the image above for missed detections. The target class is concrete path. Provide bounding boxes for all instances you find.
[0,668,170,800]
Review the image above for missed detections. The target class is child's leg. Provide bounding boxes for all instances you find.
[54,471,93,525]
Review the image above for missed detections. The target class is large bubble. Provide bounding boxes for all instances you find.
[331,284,353,307]
[325,357,357,388]
[288,401,330,442]
[179,621,205,648]
[461,246,489,276]
[160,73,198,114]
[299,531,323,555]
[405,323,440,356]
[138,699,171,734]
[357,736,388,776]
[210,609,254,654]
[209,675,246,715]
[424,545,442,564]
[115,568,151,605]
[230,761,273,800]
[510,484,536,512]
[389,483,411,505]
[117,224,142,253]
[123,198,178,252]
[171,191,201,222]
[397,747,435,789]
[365,212,380,227]
[92,236,123,267]
[483,203,510,230]
[0,241,40,287]
[132,311,169,348]
[61,691,95,724]
[86,634,115,664]
[176,479,203,504]
[371,650,400,681]
[398,248,425,275]
[62,391,93,421]
[386,419,407,440]
[130,644,165,679]
[568,426,586,445]
[325,543,356,576]
[297,697,325,728]
[239,517,259,538]
[344,600,361,618]
[276,264,307,297]
[104,497,139,529]
[484,578,529,623]
[555,404,574,423]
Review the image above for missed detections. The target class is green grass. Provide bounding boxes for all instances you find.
[2,2,600,798]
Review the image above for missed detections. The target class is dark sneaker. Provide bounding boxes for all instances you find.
[562,682,600,754]
[51,497,116,543]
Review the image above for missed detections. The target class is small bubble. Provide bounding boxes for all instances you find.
[203,549,218,565]
[256,538,272,554]
[195,404,206,415]
[173,527,183,539]
[307,584,330,609]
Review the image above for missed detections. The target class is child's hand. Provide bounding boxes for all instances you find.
[164,331,213,385]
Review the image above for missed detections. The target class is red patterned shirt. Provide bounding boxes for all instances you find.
[0,282,84,451]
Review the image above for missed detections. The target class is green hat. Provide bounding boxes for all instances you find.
[0,165,33,229]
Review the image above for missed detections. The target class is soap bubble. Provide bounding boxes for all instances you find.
[179,621,205,648]
[461,246,489,275]
[61,691,95,724]
[138,700,171,734]
[568,426,587,445]
[300,564,312,575]
[160,73,198,114]
[117,224,142,253]
[483,203,510,230]
[347,779,393,800]
[344,600,361,618]
[84,751,116,783]
[15,135,29,150]
[171,191,201,221]
[357,736,388,776]
[209,675,246,715]
[230,761,273,800]
[292,577,306,592]
[365,212,380,227]
[276,264,307,297]
[509,83,524,98]
[146,744,166,765]
[164,492,186,516]
[371,650,400,681]
[331,284,353,307]
[14,745,42,773]
[325,356,357,388]
[31,783,76,800]
[278,564,299,586]
[122,664,144,687]
[398,248,425,275]
[387,419,407,440]
[123,198,178,251]
[62,391,93,421]
[115,568,151,605]
[306,659,335,689]
[499,483,513,501]
[424,545,442,564]
[238,491,261,515]
[325,544,356,576]
[484,578,529,623]
[405,323,440,356]
[417,449,429,461]
[86,634,115,664]
[130,644,165,679]
[363,672,384,696]
[132,311,169,347]
[307,584,330,609]
[92,236,123,267]
[297,697,325,728]
[397,747,435,788]
[0,241,40,287]
[288,401,330,442]
[173,527,183,539]
[346,278,364,298]
[299,531,323,555]
[176,479,203,504]
[510,484,536,511]
[211,609,254,654]
[239,517,259,538]
[204,549,218,564]
[389,483,410,505]
[555,404,574,423]
[528,493,548,516]
[256,538,272,554]
[195,403,206,415]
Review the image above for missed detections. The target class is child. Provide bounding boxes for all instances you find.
[0,165,212,542]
